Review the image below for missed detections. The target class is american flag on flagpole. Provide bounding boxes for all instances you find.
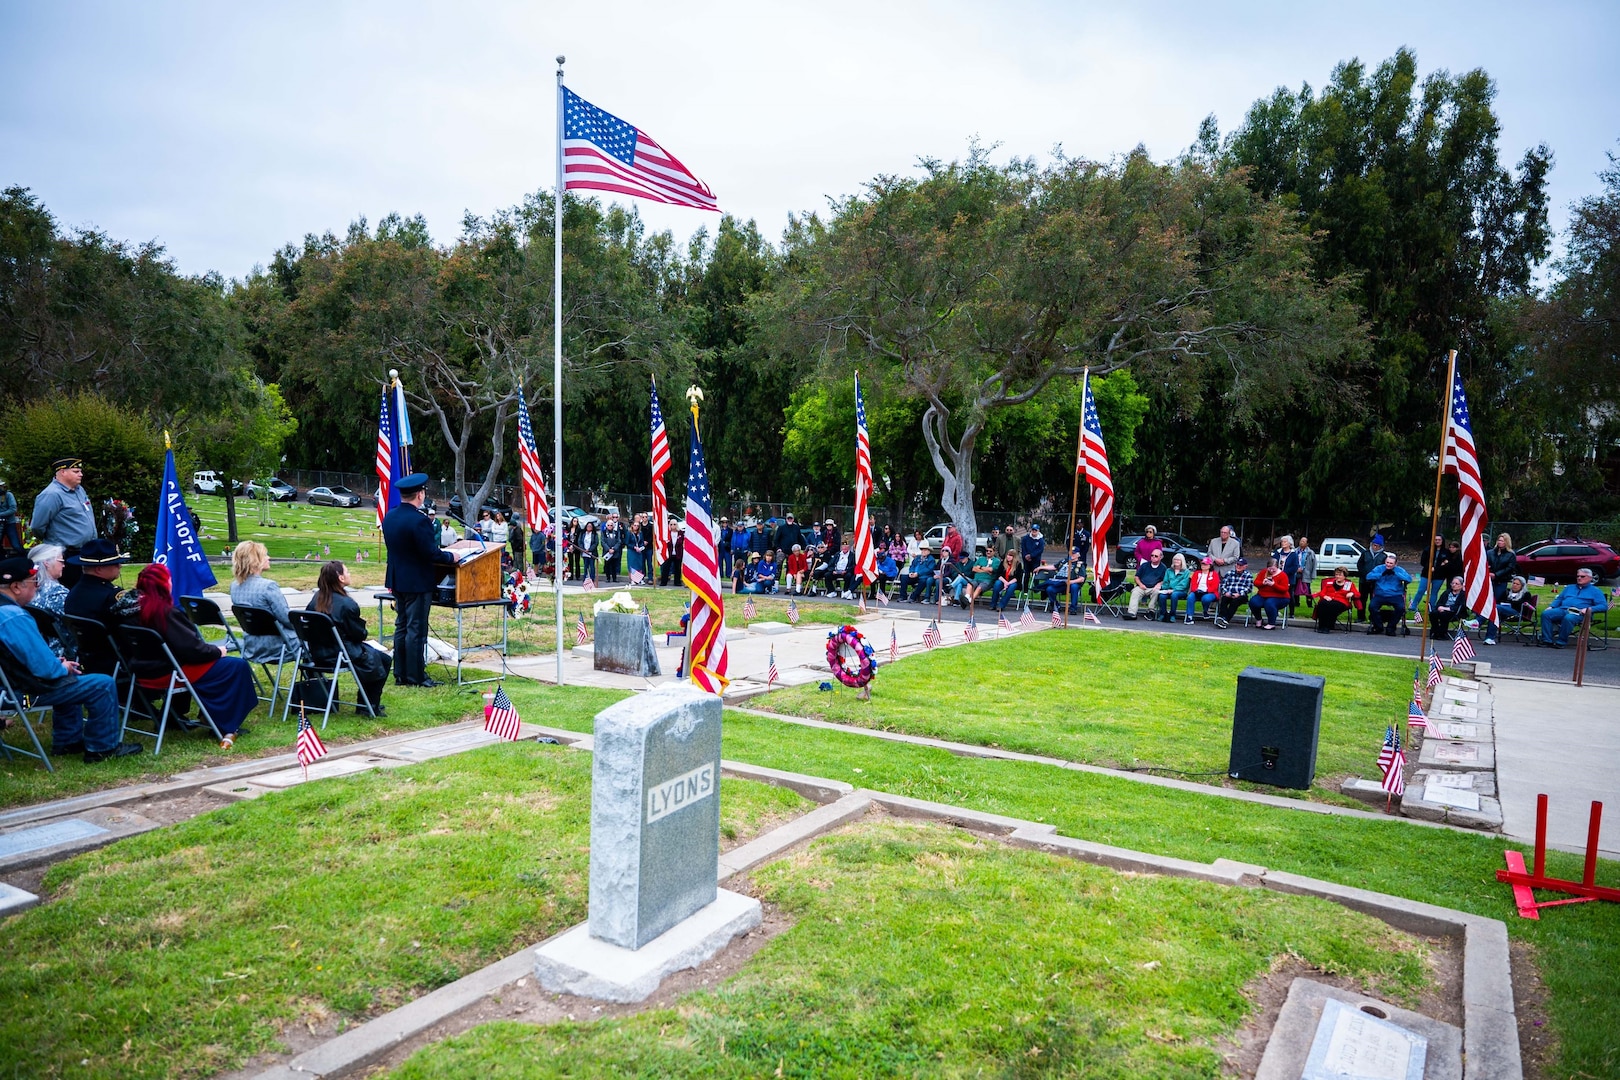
[296,706,328,778]
[1377,726,1406,796]
[787,598,799,625]
[964,619,979,643]
[1407,698,1429,731]
[1428,653,1443,690]
[743,596,757,620]
[1452,633,1475,664]
[375,379,410,530]
[515,387,551,535]
[681,403,729,694]
[485,684,522,741]
[575,610,588,645]
[1080,372,1115,593]
[922,620,941,649]
[766,647,778,688]
[889,624,899,663]
[649,380,672,564]
[851,374,880,587]
[1442,364,1497,631]
[562,87,718,212]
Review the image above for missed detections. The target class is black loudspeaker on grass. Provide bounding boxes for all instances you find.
[1228,666,1325,790]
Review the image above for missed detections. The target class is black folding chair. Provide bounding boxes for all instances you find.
[0,661,54,772]
[288,610,376,730]
[231,605,299,722]
[1089,579,1129,619]
[61,613,151,731]
[113,624,224,755]
[179,594,249,657]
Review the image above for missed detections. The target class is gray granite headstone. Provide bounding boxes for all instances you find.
[593,611,662,677]
[589,682,720,949]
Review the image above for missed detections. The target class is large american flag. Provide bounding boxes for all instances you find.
[650,380,672,563]
[1377,726,1406,797]
[851,374,879,585]
[516,386,550,535]
[296,707,328,778]
[1080,373,1114,592]
[485,684,522,741]
[1442,366,1496,628]
[681,411,729,693]
[375,379,412,529]
[562,87,717,212]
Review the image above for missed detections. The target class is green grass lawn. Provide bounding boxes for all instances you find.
[0,740,808,1079]
[390,819,1435,1079]
[760,630,1413,802]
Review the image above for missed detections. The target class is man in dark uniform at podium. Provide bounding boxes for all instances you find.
[382,473,456,687]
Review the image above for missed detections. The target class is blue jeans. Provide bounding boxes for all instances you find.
[38,672,123,753]
[1248,595,1283,625]
[1158,589,1190,619]
[1192,591,1218,616]
[718,547,731,579]
[991,579,1018,611]
[1540,607,1588,646]
[1044,581,1082,611]
[1368,595,1407,632]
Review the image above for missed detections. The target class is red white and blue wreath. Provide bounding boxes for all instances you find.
[826,624,877,697]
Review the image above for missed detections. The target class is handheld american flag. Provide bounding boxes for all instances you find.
[1452,633,1475,664]
[562,87,717,212]
[650,379,672,563]
[1442,365,1496,630]
[1080,372,1114,592]
[296,707,328,778]
[485,685,522,741]
[681,404,729,693]
[851,374,879,585]
[516,387,550,535]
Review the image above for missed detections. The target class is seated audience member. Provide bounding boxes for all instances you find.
[755,552,780,594]
[0,557,141,762]
[821,541,857,599]
[122,563,258,748]
[1364,552,1414,637]
[1157,553,1192,622]
[1496,576,1534,626]
[873,549,899,599]
[1042,548,1086,613]
[62,539,129,676]
[1187,559,1221,621]
[956,549,994,607]
[1538,567,1609,648]
[1429,576,1470,640]
[785,545,810,594]
[1133,525,1164,567]
[229,541,299,666]
[990,552,1021,612]
[27,544,69,614]
[1312,567,1360,633]
[735,553,760,594]
[1248,557,1291,629]
[900,544,938,603]
[306,561,390,715]
[1126,548,1167,620]
[1216,557,1254,628]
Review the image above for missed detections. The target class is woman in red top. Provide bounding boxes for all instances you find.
[125,563,259,747]
[1247,557,1292,629]
[1312,567,1360,633]
[1187,559,1221,622]
[784,545,810,594]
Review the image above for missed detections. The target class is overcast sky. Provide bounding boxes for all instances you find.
[3,1,1615,281]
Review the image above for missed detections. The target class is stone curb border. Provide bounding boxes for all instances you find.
[250,758,1520,1080]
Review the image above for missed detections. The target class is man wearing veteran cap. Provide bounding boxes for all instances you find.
[31,457,98,589]
[381,473,456,687]
[0,556,141,762]
[63,539,130,676]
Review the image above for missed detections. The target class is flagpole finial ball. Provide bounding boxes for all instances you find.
[556,54,566,65]
[686,386,704,408]
[388,369,398,380]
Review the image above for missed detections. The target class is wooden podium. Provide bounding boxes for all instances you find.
[443,541,503,605]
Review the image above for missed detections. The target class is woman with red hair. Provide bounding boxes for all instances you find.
[123,563,258,748]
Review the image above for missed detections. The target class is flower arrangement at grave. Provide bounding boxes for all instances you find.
[504,571,531,616]
[593,591,641,616]
[826,624,877,699]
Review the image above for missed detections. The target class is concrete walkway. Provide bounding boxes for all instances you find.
[1488,677,1620,859]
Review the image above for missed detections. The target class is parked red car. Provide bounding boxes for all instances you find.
[1514,538,1620,584]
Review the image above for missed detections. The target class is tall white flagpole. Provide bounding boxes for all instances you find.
[554,54,567,686]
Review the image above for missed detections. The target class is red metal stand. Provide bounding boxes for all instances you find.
[1497,794,1617,919]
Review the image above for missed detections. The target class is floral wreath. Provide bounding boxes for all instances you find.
[825,624,877,689]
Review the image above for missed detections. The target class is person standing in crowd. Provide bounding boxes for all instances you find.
[566,518,583,580]
[658,523,684,586]
[1417,535,1445,623]
[601,514,623,584]
[509,514,526,575]
[1018,525,1045,590]
[639,514,656,581]
[1133,525,1163,567]
[1293,535,1318,615]
[993,524,1016,565]
[1483,532,1516,645]
[0,481,22,556]
[1312,567,1360,633]
[27,544,68,614]
[382,473,456,687]
[30,457,97,589]
[714,516,731,580]
[1216,557,1254,628]
[0,557,141,761]
[776,513,803,557]
[530,522,551,582]
[229,541,299,669]
[307,561,390,716]
[822,518,842,552]
[578,520,600,583]
[1208,525,1241,572]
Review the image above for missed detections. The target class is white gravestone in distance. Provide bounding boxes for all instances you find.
[534,683,762,1003]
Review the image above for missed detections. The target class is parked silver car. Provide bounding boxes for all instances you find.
[307,485,364,508]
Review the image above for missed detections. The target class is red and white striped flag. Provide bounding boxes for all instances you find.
[1080,372,1115,592]
[766,647,778,688]
[875,589,889,607]
[680,403,729,694]
[964,619,979,643]
[1020,607,1036,630]
[787,598,800,625]
[1083,611,1102,625]
[743,596,757,620]
[1427,653,1443,690]
[1407,698,1429,731]
[857,592,867,614]
[562,87,718,212]
[581,577,596,592]
[296,707,328,779]
[649,379,672,563]
[922,620,941,649]
[630,568,644,585]
[998,612,1011,632]
[1452,633,1475,664]
[375,386,393,529]
[851,374,879,587]
[516,386,550,535]
[889,624,899,663]
[1377,726,1406,796]
[1442,366,1496,631]
[1052,607,1063,627]
[484,684,522,741]
[575,610,588,645]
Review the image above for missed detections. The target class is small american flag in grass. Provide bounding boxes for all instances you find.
[582,577,596,592]
[1407,698,1428,731]
[787,598,800,624]
[1052,607,1063,627]
[1377,727,1406,797]
[1083,610,1101,625]
[766,647,779,688]
[858,592,868,614]
[743,596,757,620]
[485,685,522,741]
[889,624,899,662]
[1452,633,1475,664]
[998,612,1011,632]
[575,611,589,645]
[875,589,888,607]
[1020,608,1036,630]
[964,619,979,643]
[1427,653,1443,690]
[296,707,328,779]
[630,568,644,584]
[922,620,941,649]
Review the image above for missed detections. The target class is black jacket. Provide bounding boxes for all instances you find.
[63,577,124,675]
[305,593,390,684]
[1487,546,1517,588]
[129,607,221,679]
[383,503,456,594]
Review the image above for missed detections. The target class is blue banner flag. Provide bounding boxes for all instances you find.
[153,448,218,598]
